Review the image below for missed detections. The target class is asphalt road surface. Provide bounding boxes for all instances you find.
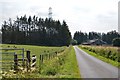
[74,46,119,78]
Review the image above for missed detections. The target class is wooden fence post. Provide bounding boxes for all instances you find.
[39,54,43,73]
[14,53,18,71]
[26,50,31,71]
[55,52,57,57]
[40,55,41,62]
[42,55,44,63]
[31,55,36,67]
[47,54,49,59]
[49,54,50,59]
[22,48,25,69]
[39,55,41,72]
[45,54,47,60]
[44,54,46,60]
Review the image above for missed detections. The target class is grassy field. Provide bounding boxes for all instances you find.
[0,44,80,78]
[1,44,65,73]
[79,45,120,68]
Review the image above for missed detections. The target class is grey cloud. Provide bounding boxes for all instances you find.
[97,12,117,24]
[73,6,91,13]
[96,12,117,31]
[118,1,120,33]
[37,12,48,17]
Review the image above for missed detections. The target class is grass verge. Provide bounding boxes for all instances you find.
[78,46,119,68]
[40,46,80,78]
[57,46,80,78]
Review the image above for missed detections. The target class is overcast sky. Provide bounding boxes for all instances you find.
[0,0,119,35]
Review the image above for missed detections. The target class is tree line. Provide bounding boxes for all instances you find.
[2,15,71,46]
[73,31,120,46]
[1,14,120,46]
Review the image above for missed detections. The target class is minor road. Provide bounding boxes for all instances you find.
[74,46,119,78]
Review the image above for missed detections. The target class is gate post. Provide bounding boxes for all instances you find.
[22,48,25,69]
[14,53,18,71]
[26,50,31,71]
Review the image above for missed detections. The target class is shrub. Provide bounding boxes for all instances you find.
[108,51,112,58]
[42,65,57,76]
[71,39,77,45]
[58,57,65,65]
[89,48,92,51]
[111,53,116,61]
[101,50,105,57]
[112,38,120,47]
[45,67,57,75]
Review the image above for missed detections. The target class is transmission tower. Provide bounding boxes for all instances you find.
[48,7,52,19]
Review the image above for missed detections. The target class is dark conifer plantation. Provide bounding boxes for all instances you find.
[2,15,72,46]
[73,30,120,45]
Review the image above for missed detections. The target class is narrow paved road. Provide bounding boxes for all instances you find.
[74,46,119,78]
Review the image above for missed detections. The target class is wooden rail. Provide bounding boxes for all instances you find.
[14,51,37,72]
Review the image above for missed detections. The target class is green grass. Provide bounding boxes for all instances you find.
[1,44,65,69]
[36,46,80,78]
[0,44,80,78]
[1,44,65,55]
[57,46,80,78]
[79,46,119,68]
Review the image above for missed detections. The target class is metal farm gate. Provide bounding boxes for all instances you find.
[0,48,24,73]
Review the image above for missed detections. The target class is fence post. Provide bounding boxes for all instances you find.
[26,50,31,71]
[49,54,50,59]
[45,54,47,60]
[43,55,45,61]
[14,53,18,71]
[40,55,41,62]
[39,55,41,72]
[46,54,47,60]
[42,55,44,63]
[55,52,57,57]
[31,55,36,67]
[22,48,25,69]
[39,54,43,73]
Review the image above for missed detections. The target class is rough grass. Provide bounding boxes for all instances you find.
[57,46,80,78]
[38,46,80,78]
[79,45,119,68]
